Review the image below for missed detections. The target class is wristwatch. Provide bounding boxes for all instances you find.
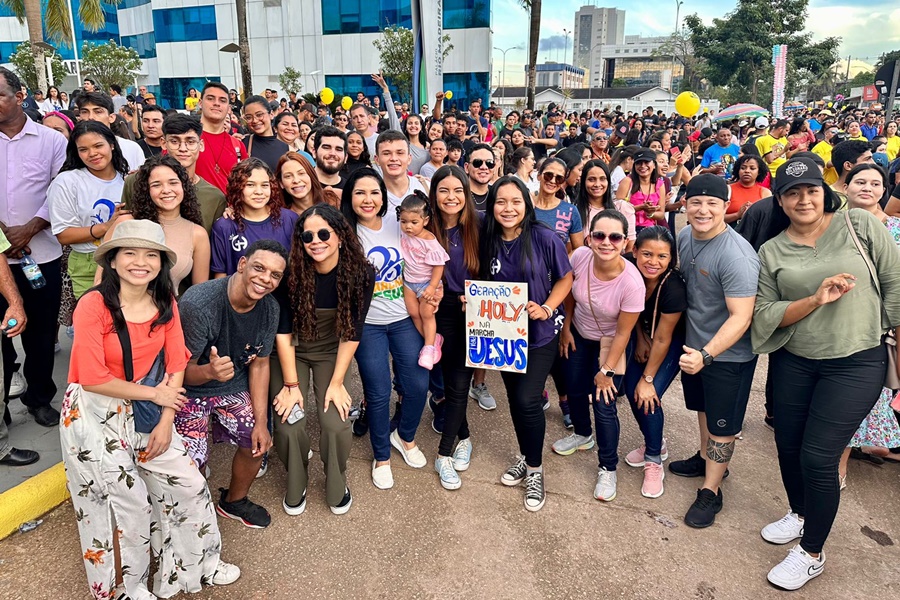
[602,366,616,378]
[700,349,714,366]
[643,374,654,384]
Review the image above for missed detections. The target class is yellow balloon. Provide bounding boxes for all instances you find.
[320,87,334,105]
[341,96,353,111]
[674,91,701,117]
[827,101,833,107]
[444,90,453,100]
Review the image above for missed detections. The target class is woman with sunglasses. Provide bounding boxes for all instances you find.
[341,168,431,490]
[574,159,636,254]
[555,210,643,502]
[333,112,350,133]
[482,176,573,511]
[429,165,481,489]
[620,226,687,499]
[271,205,374,515]
[617,148,667,235]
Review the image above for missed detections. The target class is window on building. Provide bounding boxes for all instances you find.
[322,0,412,35]
[160,77,218,110]
[121,32,157,59]
[444,0,490,29]
[154,6,217,43]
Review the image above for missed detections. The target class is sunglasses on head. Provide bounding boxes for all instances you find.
[300,229,333,244]
[541,172,566,185]
[590,231,625,243]
[471,158,496,169]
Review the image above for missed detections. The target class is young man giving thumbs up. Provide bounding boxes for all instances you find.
[176,240,288,529]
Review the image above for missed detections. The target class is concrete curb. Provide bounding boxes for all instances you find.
[0,462,69,540]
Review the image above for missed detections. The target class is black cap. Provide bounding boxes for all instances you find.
[614,122,630,138]
[774,157,824,196]
[632,148,657,163]
[685,174,730,202]
[700,127,714,139]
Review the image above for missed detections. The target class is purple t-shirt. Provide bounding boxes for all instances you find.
[487,224,572,348]
[211,208,298,275]
[443,213,484,294]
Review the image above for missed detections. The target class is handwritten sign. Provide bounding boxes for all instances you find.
[465,280,528,373]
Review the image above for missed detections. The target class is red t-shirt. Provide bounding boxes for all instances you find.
[68,291,191,385]
[195,130,247,194]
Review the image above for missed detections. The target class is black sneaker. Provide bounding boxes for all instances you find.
[389,401,402,433]
[501,456,527,486]
[352,403,369,437]
[429,394,445,434]
[684,488,723,528]
[523,471,546,512]
[764,414,775,431]
[330,487,353,515]
[668,451,730,479]
[216,488,271,529]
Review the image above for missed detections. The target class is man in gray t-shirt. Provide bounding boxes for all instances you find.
[175,240,287,529]
[671,175,760,529]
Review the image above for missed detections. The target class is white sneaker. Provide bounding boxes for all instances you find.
[9,372,26,398]
[761,511,805,545]
[390,430,426,468]
[435,456,461,490]
[212,560,241,585]
[372,460,394,489]
[593,467,617,502]
[452,438,473,471]
[283,490,307,516]
[767,545,825,590]
[551,433,595,456]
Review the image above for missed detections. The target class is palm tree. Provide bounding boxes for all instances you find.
[518,0,542,110]
[1,0,116,93]
[235,0,252,96]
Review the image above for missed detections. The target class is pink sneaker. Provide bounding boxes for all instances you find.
[433,334,444,363]
[641,461,665,498]
[418,345,435,370]
[624,438,669,467]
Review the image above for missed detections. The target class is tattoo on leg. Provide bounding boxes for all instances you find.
[706,439,735,464]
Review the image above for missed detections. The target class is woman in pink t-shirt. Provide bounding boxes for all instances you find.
[617,148,667,233]
[554,209,645,502]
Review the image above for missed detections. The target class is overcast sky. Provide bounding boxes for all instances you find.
[490,0,899,86]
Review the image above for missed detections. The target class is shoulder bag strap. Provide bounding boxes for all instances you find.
[246,135,253,156]
[113,308,135,383]
[649,270,673,340]
[844,210,881,296]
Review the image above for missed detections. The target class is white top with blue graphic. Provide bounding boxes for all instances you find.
[48,169,125,254]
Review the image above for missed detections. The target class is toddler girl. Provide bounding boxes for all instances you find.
[398,191,449,370]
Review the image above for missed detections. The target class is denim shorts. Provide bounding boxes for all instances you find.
[404,280,430,298]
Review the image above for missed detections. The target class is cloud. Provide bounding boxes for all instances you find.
[539,35,568,51]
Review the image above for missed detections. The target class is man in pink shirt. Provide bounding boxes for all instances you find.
[0,67,67,430]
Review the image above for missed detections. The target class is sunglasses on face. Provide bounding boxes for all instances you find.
[590,231,625,243]
[541,172,566,185]
[594,136,608,141]
[300,229,333,244]
[471,158,496,169]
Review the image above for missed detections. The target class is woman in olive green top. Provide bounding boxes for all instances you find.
[752,157,900,591]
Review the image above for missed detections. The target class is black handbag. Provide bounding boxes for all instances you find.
[114,310,166,434]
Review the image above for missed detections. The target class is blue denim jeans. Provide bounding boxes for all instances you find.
[565,326,624,471]
[621,330,684,460]
[355,318,429,462]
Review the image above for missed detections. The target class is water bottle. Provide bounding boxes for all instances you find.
[21,252,46,289]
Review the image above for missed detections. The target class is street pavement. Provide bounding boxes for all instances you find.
[0,351,898,599]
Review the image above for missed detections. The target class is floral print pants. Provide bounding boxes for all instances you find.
[60,384,221,600]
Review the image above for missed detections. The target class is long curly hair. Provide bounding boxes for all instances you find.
[225,157,283,231]
[289,204,373,342]
[130,154,203,226]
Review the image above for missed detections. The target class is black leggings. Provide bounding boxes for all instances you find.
[499,335,559,468]
[770,345,885,554]
[436,297,473,457]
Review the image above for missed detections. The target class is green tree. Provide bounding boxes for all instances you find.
[278,67,303,96]
[518,0,542,110]
[8,41,68,92]
[653,30,705,93]
[80,39,142,91]
[611,78,627,88]
[684,0,840,105]
[876,50,900,70]
[0,0,121,96]
[372,25,453,102]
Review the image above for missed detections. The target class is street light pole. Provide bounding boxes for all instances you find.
[494,45,521,109]
[671,0,683,93]
[587,42,604,110]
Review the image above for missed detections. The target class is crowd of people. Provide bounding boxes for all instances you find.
[1,65,899,598]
